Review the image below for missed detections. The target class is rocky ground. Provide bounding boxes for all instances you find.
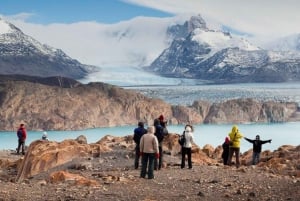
[0,135,299,201]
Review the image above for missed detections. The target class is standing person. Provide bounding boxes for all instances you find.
[16,123,27,155]
[221,137,230,165]
[133,122,147,169]
[154,118,165,170]
[227,125,243,168]
[139,126,159,179]
[181,124,194,169]
[244,135,272,165]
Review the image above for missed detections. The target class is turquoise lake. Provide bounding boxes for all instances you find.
[1,123,299,153]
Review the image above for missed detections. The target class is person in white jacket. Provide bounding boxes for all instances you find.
[181,124,194,169]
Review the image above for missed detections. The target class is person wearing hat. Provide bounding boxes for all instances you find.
[181,124,194,169]
[221,137,230,165]
[244,135,272,165]
[133,121,147,169]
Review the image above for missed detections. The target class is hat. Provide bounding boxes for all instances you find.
[225,137,230,143]
[159,115,164,121]
[185,126,192,132]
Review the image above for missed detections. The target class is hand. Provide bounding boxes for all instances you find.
[155,153,160,159]
[140,152,143,156]
[269,140,272,143]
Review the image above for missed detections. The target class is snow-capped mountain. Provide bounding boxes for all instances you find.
[146,15,300,83]
[264,33,300,52]
[0,18,96,79]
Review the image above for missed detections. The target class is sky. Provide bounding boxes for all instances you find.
[1,0,300,73]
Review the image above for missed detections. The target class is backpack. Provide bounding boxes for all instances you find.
[17,129,23,139]
[178,132,186,146]
[155,125,164,143]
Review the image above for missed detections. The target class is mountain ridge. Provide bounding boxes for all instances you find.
[146,15,300,83]
[0,18,97,79]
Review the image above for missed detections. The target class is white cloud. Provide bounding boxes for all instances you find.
[7,16,174,68]
[124,0,300,42]
[2,0,300,70]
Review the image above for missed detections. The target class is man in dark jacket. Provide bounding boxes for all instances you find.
[154,118,165,170]
[17,123,27,155]
[244,135,272,165]
[133,122,147,169]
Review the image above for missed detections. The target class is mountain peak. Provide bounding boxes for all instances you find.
[188,14,207,32]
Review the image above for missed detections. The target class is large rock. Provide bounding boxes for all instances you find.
[16,139,93,182]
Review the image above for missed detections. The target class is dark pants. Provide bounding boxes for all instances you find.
[134,145,140,169]
[154,146,163,170]
[227,147,240,168]
[17,139,25,154]
[140,153,155,179]
[252,152,260,165]
[181,147,192,169]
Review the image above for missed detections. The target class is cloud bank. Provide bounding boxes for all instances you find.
[2,0,300,69]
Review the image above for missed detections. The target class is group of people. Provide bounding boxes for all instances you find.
[133,115,169,179]
[134,120,272,179]
[222,125,272,167]
[133,115,196,179]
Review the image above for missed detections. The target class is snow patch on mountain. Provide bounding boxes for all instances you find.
[0,19,12,34]
[192,29,259,54]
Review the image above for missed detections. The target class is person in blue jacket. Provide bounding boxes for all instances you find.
[133,121,147,169]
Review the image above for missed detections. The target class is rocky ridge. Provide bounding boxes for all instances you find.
[0,134,299,200]
[0,76,299,131]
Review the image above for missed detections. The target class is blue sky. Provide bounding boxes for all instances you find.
[0,0,173,24]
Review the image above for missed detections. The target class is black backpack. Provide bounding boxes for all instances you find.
[178,132,186,146]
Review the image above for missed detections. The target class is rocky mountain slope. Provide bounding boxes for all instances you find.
[0,18,96,79]
[146,15,300,83]
[0,75,299,131]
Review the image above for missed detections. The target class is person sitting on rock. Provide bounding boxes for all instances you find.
[139,126,159,179]
[244,135,272,165]
[133,121,147,169]
[41,132,49,141]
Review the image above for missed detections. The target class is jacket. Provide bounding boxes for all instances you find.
[228,125,243,148]
[183,130,194,148]
[140,133,159,154]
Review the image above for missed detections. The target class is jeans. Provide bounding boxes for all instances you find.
[181,147,192,169]
[252,152,260,165]
[154,146,163,170]
[227,147,240,168]
[140,153,155,179]
[134,146,140,169]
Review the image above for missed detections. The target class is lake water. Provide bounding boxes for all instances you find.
[1,122,299,153]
